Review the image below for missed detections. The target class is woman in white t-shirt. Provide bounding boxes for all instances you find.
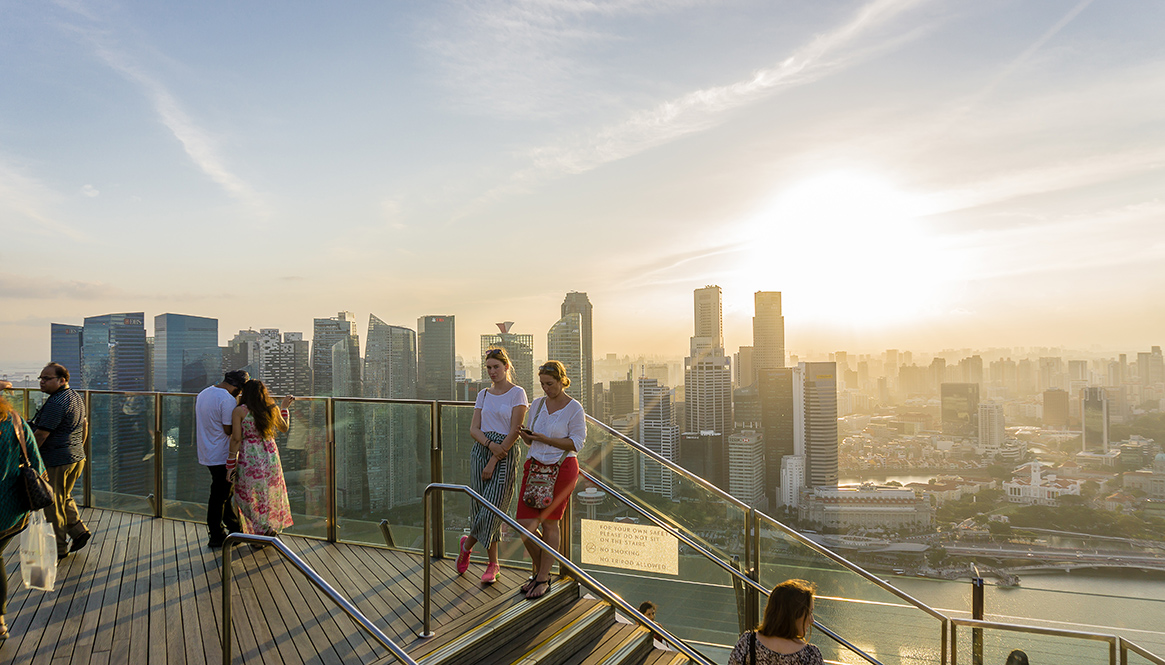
[515,360,586,599]
[457,347,528,584]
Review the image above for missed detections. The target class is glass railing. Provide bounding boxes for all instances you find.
[2,385,1161,665]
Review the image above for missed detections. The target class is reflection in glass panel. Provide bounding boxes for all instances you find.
[88,392,155,514]
[439,403,530,567]
[334,400,431,548]
[160,393,207,521]
[276,397,329,539]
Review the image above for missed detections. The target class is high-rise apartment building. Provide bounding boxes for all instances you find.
[312,312,361,397]
[941,383,980,438]
[1138,347,1164,386]
[779,455,806,508]
[82,313,147,390]
[1039,357,1066,392]
[1081,387,1109,452]
[752,291,785,372]
[801,362,839,488]
[417,315,456,401]
[50,323,84,387]
[364,315,417,399]
[481,322,534,395]
[639,378,679,499]
[547,313,584,403]
[978,401,1005,458]
[561,292,594,414]
[153,313,220,392]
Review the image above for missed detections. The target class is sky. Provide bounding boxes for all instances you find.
[2,0,1164,369]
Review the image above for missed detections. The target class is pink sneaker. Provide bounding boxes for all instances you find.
[481,562,500,584]
[456,536,472,575]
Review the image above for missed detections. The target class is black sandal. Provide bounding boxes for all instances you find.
[525,578,551,600]
[519,576,537,595]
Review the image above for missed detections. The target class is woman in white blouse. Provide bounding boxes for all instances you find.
[515,360,586,599]
[458,348,528,584]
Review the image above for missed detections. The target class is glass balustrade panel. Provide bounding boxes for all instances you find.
[273,397,329,539]
[334,400,432,548]
[438,402,530,567]
[568,477,746,664]
[578,423,749,567]
[953,626,1114,665]
[756,512,945,665]
[159,393,205,521]
[87,392,155,514]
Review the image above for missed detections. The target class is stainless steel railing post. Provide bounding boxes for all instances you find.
[153,392,164,518]
[421,492,434,638]
[430,401,444,558]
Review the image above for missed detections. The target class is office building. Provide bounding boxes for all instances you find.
[153,313,220,392]
[561,292,594,414]
[82,313,149,497]
[608,379,634,421]
[480,322,535,395]
[759,366,800,504]
[779,455,805,508]
[727,429,765,507]
[417,315,456,401]
[313,312,361,397]
[82,313,147,390]
[941,383,980,438]
[685,286,732,434]
[753,291,785,372]
[50,323,84,388]
[547,313,585,403]
[1082,387,1109,452]
[802,362,839,488]
[1043,388,1070,428]
[735,346,755,388]
[364,315,418,399]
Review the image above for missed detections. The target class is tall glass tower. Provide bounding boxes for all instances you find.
[50,323,84,387]
[364,315,417,399]
[417,315,456,401]
[153,313,220,392]
[82,313,147,390]
[561,292,593,414]
[547,313,584,402]
[312,312,361,397]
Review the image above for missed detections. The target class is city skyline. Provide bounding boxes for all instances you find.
[4,2,1165,364]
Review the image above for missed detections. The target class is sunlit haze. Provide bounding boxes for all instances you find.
[3,0,1164,367]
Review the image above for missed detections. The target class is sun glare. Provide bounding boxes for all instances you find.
[735,170,956,330]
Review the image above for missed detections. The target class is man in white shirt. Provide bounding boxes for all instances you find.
[196,370,248,548]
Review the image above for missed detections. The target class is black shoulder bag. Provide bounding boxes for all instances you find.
[12,413,55,511]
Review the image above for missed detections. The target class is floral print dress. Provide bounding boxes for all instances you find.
[233,411,293,535]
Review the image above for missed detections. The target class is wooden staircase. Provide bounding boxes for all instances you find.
[384,578,692,665]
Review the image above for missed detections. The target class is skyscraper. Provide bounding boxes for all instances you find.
[481,322,534,395]
[728,429,765,507]
[561,292,593,414]
[685,286,732,433]
[547,313,584,403]
[364,315,418,399]
[1081,387,1109,452]
[941,383,980,438]
[753,291,785,372]
[50,323,83,388]
[759,366,800,503]
[153,313,220,392]
[266,332,312,396]
[417,315,455,401]
[801,361,838,488]
[639,378,679,499]
[1043,388,1070,428]
[312,312,361,397]
[82,313,147,390]
[978,401,1005,458]
[735,346,755,388]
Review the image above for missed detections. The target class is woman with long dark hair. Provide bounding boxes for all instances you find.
[0,396,46,640]
[228,380,294,537]
[728,579,823,665]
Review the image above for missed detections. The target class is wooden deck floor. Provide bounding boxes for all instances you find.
[0,508,529,664]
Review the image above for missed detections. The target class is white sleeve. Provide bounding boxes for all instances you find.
[566,401,586,451]
[474,390,486,410]
[219,393,235,426]
[513,387,529,408]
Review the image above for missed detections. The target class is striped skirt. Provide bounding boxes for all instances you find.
[468,431,519,547]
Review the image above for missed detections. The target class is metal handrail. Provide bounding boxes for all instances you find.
[580,470,884,665]
[422,483,716,665]
[221,533,418,665]
[950,618,1118,665]
[1123,637,1165,665]
[588,415,951,625]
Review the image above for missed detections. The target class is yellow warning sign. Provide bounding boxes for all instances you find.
[580,519,679,575]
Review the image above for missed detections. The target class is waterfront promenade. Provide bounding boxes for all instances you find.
[0,508,526,664]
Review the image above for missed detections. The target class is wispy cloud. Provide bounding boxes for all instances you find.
[523,0,929,177]
[54,3,271,219]
[0,272,122,300]
[0,160,89,242]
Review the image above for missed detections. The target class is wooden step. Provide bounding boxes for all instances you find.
[485,598,615,665]
[640,649,691,665]
[404,577,581,665]
[560,621,655,665]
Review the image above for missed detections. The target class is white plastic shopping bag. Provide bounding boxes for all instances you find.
[21,511,56,592]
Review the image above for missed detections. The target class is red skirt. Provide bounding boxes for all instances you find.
[515,456,579,521]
